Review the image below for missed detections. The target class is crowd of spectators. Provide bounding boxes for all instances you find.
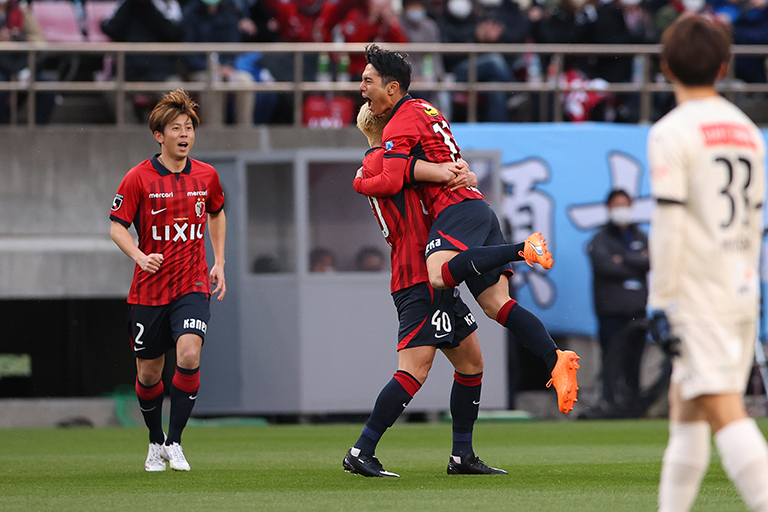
[3,0,768,124]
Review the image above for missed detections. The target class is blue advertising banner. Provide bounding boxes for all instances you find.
[452,123,768,338]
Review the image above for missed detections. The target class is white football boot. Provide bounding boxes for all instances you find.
[145,442,166,472]
[162,442,191,471]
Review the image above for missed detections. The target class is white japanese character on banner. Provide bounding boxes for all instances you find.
[567,152,652,231]
[500,158,556,307]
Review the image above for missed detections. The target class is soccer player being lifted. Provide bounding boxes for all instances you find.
[345,103,508,477]
[109,89,226,472]
[353,44,579,415]
[648,16,768,512]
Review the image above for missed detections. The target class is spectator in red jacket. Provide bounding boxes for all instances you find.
[260,0,359,81]
[333,0,409,78]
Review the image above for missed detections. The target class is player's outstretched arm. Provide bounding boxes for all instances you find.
[207,210,227,301]
[110,220,164,274]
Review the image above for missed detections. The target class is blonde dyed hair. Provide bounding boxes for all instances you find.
[356,105,389,148]
[149,89,200,134]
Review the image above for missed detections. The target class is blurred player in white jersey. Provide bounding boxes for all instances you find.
[647,15,768,512]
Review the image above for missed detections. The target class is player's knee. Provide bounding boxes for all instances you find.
[176,348,201,369]
[407,361,433,384]
[428,272,448,290]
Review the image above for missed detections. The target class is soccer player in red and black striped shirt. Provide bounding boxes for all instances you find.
[354,45,579,418]
[110,90,226,472]
[344,104,509,477]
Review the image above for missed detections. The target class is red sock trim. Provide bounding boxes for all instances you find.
[172,368,200,393]
[135,377,164,401]
[393,370,422,397]
[495,299,517,325]
[441,261,459,288]
[454,371,483,387]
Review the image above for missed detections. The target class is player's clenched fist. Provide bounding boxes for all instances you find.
[138,253,164,274]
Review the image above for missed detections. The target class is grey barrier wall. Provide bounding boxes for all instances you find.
[195,149,507,414]
[0,127,507,413]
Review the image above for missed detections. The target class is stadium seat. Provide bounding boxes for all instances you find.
[84,1,116,42]
[30,2,85,43]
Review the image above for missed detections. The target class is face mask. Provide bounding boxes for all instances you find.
[448,0,473,19]
[609,206,633,227]
[404,6,427,22]
[681,0,705,11]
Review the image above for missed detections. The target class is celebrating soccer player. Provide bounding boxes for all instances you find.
[344,104,507,477]
[353,44,579,416]
[648,16,768,512]
[109,89,226,472]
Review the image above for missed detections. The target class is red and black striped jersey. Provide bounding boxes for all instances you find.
[362,147,431,293]
[353,95,483,218]
[109,155,225,306]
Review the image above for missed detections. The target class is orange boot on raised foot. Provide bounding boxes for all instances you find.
[518,232,553,270]
[547,349,580,414]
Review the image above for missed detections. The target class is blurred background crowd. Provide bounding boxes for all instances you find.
[2,0,768,124]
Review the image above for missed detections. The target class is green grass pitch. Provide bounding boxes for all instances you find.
[1,418,763,511]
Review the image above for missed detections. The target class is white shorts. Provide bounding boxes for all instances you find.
[671,316,757,401]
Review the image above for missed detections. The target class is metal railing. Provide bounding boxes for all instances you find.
[0,41,766,126]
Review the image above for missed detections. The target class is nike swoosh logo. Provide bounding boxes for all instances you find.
[151,208,167,215]
[435,333,450,338]
[140,406,156,412]
[134,346,146,351]
[189,395,197,400]
[528,241,543,255]
[472,400,481,405]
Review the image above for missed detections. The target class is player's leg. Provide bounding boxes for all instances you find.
[345,345,434,477]
[440,332,507,475]
[425,202,552,290]
[436,234,553,289]
[355,344,434,455]
[441,332,483,459]
[473,274,579,414]
[345,284,448,477]
[129,303,172,471]
[164,292,210,471]
[658,383,711,512]
[702,393,768,512]
[136,355,167,471]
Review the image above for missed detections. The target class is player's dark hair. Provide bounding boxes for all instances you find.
[149,89,200,134]
[606,189,631,206]
[365,44,411,93]
[661,15,731,87]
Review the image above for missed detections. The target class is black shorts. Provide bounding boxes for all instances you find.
[392,282,478,351]
[127,292,211,360]
[426,199,513,298]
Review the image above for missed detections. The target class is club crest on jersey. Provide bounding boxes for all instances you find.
[111,193,124,211]
[385,141,394,151]
[195,197,206,218]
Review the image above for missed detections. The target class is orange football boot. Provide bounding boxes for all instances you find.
[547,349,580,414]
[518,232,553,270]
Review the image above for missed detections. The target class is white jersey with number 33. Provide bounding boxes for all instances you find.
[648,96,766,322]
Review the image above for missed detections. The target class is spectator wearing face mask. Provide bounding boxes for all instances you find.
[438,0,517,121]
[586,189,649,413]
[400,0,446,84]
